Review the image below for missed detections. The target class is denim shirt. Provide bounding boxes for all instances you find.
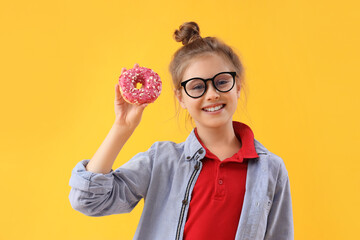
[69,129,294,240]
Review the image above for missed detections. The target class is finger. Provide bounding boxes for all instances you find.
[115,84,123,101]
[135,103,148,114]
[139,103,148,110]
[121,67,127,74]
[134,63,139,68]
[115,84,120,100]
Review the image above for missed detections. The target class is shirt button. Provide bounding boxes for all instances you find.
[218,179,223,185]
[220,163,224,167]
[198,149,204,154]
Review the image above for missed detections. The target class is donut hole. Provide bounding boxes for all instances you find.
[135,82,143,89]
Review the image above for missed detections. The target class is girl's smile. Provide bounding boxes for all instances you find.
[202,103,225,113]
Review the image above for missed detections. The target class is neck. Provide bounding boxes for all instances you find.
[195,121,240,150]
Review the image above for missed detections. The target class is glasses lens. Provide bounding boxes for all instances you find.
[185,79,206,98]
[214,73,234,92]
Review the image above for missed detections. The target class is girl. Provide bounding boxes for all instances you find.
[69,22,294,240]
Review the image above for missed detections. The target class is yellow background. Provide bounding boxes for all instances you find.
[0,0,359,239]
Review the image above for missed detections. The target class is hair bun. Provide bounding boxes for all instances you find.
[174,21,202,45]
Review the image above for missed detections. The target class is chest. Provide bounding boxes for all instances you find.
[191,159,248,200]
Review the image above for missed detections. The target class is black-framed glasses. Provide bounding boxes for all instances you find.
[180,71,236,98]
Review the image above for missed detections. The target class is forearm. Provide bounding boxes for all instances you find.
[86,122,135,174]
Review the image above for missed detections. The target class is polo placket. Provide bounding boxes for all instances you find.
[214,161,226,200]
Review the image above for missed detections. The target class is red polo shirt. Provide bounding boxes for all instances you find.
[183,121,259,240]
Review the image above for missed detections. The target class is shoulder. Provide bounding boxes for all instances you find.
[254,138,289,182]
[148,130,203,161]
[148,140,185,154]
[119,140,186,172]
[144,140,186,163]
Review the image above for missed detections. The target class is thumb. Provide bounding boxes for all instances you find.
[136,103,148,114]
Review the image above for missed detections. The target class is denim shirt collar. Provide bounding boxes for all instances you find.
[183,129,206,162]
[253,139,268,155]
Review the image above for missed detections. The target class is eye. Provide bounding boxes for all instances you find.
[191,84,205,90]
[217,79,231,85]
[215,79,232,88]
[214,73,233,89]
[187,79,205,91]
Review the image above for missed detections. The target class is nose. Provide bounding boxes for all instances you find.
[205,82,220,101]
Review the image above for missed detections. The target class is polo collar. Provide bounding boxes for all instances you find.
[183,121,265,162]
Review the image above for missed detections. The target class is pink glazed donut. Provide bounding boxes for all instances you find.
[119,66,162,105]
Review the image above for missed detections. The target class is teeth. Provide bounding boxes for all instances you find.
[203,105,223,112]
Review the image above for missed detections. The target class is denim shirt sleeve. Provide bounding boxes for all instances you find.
[68,147,154,217]
[264,162,294,240]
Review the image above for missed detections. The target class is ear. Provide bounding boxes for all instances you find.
[236,79,241,99]
[175,89,187,109]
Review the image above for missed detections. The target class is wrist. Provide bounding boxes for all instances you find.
[114,116,140,130]
[112,121,136,136]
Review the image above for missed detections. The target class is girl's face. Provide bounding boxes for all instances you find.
[176,53,241,130]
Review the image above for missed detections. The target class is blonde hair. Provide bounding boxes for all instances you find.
[169,21,245,91]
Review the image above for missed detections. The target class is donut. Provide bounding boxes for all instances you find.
[118,66,162,105]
